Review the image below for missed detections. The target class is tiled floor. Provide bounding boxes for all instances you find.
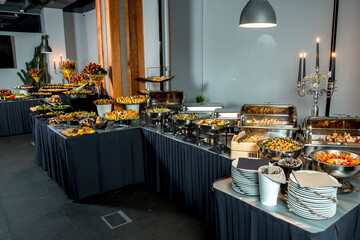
[0,133,215,240]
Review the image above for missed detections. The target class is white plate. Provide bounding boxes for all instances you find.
[290,207,336,220]
[232,182,259,196]
[232,174,258,183]
[288,184,337,198]
[233,177,258,184]
[290,204,336,217]
[289,180,337,194]
[287,194,336,209]
[287,196,336,213]
[289,171,339,191]
[287,189,337,204]
[232,169,258,178]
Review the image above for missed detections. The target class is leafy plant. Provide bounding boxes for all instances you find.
[195,95,205,103]
[17,35,45,87]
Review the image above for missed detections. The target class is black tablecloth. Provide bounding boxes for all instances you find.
[31,115,145,200]
[60,94,108,112]
[142,129,232,223]
[0,99,39,136]
[213,178,360,240]
[31,116,232,223]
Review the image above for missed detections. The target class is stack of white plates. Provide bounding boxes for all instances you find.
[287,170,338,220]
[231,159,260,195]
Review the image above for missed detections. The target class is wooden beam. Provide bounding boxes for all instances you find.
[104,0,122,99]
[95,0,106,93]
[125,0,145,96]
[95,0,104,67]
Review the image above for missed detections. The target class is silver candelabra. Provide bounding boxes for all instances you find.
[297,66,336,117]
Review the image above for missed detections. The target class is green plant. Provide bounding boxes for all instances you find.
[195,95,205,103]
[17,35,45,87]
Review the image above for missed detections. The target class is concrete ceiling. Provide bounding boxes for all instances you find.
[0,0,95,14]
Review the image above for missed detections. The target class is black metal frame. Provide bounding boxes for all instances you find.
[325,0,339,116]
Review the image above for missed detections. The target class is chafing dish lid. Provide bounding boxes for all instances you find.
[241,104,296,116]
[185,103,224,113]
[304,116,360,130]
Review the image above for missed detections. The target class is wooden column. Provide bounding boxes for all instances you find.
[104,0,123,99]
[125,0,145,96]
[95,0,106,94]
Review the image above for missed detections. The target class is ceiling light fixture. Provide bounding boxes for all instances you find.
[40,35,52,53]
[239,0,277,28]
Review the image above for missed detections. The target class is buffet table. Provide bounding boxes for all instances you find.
[213,178,360,240]
[31,115,145,200]
[142,128,232,223]
[31,116,232,223]
[0,98,40,136]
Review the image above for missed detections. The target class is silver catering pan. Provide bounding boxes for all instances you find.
[195,119,230,135]
[309,149,360,178]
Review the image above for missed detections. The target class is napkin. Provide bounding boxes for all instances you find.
[258,165,287,184]
[237,158,269,170]
[292,171,342,188]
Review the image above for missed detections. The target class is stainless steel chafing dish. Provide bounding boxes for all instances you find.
[239,104,299,138]
[214,107,241,120]
[185,103,224,114]
[147,91,184,113]
[302,116,360,155]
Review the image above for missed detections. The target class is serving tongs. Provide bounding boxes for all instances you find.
[237,130,255,143]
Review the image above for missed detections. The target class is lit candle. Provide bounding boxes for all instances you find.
[60,54,63,63]
[316,37,320,67]
[298,53,303,82]
[303,52,306,79]
[54,61,56,71]
[331,52,336,81]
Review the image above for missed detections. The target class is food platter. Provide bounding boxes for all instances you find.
[136,76,175,83]
[171,113,200,128]
[104,110,139,122]
[116,96,147,104]
[257,137,304,161]
[61,126,96,138]
[195,119,230,135]
[309,149,360,178]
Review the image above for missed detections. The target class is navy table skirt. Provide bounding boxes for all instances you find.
[213,178,360,240]
[0,99,40,136]
[31,116,232,223]
[31,116,360,237]
[31,115,145,200]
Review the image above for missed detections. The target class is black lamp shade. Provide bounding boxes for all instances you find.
[40,35,52,53]
[239,0,277,28]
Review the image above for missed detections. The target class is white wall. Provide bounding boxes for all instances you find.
[330,0,360,117]
[43,8,67,83]
[0,8,98,89]
[0,32,42,90]
[84,9,99,63]
[169,0,360,121]
[143,0,160,75]
[169,0,204,102]
[63,12,89,72]
[62,10,98,77]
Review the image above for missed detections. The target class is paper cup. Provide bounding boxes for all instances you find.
[125,104,140,112]
[96,104,112,117]
[258,171,281,206]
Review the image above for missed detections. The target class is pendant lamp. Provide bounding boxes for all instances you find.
[40,35,52,53]
[239,0,277,28]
